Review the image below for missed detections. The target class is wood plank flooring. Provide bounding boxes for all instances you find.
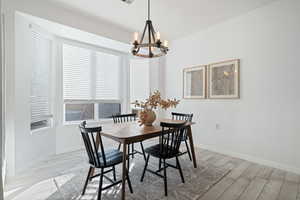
[4,148,300,200]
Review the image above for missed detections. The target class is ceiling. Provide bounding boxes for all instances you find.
[47,0,277,41]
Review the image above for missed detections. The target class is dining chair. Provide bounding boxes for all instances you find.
[140,121,187,196]
[79,121,133,200]
[112,113,147,170]
[171,112,193,161]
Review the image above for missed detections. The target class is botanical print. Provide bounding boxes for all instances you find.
[183,66,206,99]
[211,64,235,95]
[208,59,239,99]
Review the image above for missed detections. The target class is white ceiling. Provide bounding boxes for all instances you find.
[47,0,277,41]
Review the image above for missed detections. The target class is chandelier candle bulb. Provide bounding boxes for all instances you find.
[156,32,160,41]
[133,32,139,42]
[163,40,168,47]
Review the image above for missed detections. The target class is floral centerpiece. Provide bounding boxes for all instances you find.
[132,90,180,126]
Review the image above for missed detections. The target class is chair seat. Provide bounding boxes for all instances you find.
[92,149,123,168]
[145,144,180,159]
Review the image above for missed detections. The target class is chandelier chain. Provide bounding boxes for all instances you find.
[148,0,150,20]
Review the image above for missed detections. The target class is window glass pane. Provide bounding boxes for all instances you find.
[65,104,94,122]
[98,103,121,119]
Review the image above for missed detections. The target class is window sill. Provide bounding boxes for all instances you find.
[30,126,52,135]
[63,118,113,126]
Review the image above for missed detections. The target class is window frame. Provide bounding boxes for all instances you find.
[59,38,130,125]
[29,24,55,132]
[63,100,122,125]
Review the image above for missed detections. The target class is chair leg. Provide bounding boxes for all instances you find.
[82,166,93,195]
[163,159,168,196]
[185,139,192,161]
[127,144,130,171]
[132,143,134,158]
[158,158,162,171]
[141,154,150,182]
[127,143,130,158]
[112,166,116,181]
[97,168,104,200]
[140,142,146,161]
[126,169,133,193]
[176,156,185,183]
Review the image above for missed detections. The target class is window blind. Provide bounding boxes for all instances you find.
[63,44,121,101]
[30,30,52,123]
[63,44,92,100]
[95,52,120,100]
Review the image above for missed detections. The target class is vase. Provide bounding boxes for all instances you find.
[142,110,156,126]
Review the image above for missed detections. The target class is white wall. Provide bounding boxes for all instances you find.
[165,0,300,173]
[3,0,131,43]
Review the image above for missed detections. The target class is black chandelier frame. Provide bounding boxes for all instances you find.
[132,0,169,58]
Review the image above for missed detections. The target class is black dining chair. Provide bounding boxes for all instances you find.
[79,121,133,200]
[171,112,193,161]
[140,121,187,196]
[112,113,147,169]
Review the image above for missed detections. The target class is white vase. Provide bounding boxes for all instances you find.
[142,110,156,126]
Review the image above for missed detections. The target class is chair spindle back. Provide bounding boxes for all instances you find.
[79,121,106,167]
[160,122,187,158]
[171,112,193,122]
[112,113,137,124]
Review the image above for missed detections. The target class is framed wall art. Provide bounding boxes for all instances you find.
[208,59,240,99]
[183,65,206,99]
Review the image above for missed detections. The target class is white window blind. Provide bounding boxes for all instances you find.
[63,44,121,101]
[63,44,92,100]
[95,52,120,100]
[30,30,52,123]
[130,59,150,102]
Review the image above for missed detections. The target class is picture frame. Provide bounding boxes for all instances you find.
[208,59,240,99]
[183,65,206,99]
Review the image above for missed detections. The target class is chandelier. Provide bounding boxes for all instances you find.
[131,0,169,58]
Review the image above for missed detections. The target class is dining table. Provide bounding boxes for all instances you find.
[91,118,197,200]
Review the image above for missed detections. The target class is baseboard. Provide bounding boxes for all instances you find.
[198,143,300,175]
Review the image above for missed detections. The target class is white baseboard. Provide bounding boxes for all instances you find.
[198,143,300,175]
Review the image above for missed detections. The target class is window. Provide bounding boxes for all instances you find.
[98,103,121,119]
[65,103,94,122]
[130,59,150,102]
[130,59,150,113]
[63,44,122,122]
[30,29,53,130]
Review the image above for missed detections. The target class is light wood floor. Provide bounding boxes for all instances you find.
[5,148,300,200]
